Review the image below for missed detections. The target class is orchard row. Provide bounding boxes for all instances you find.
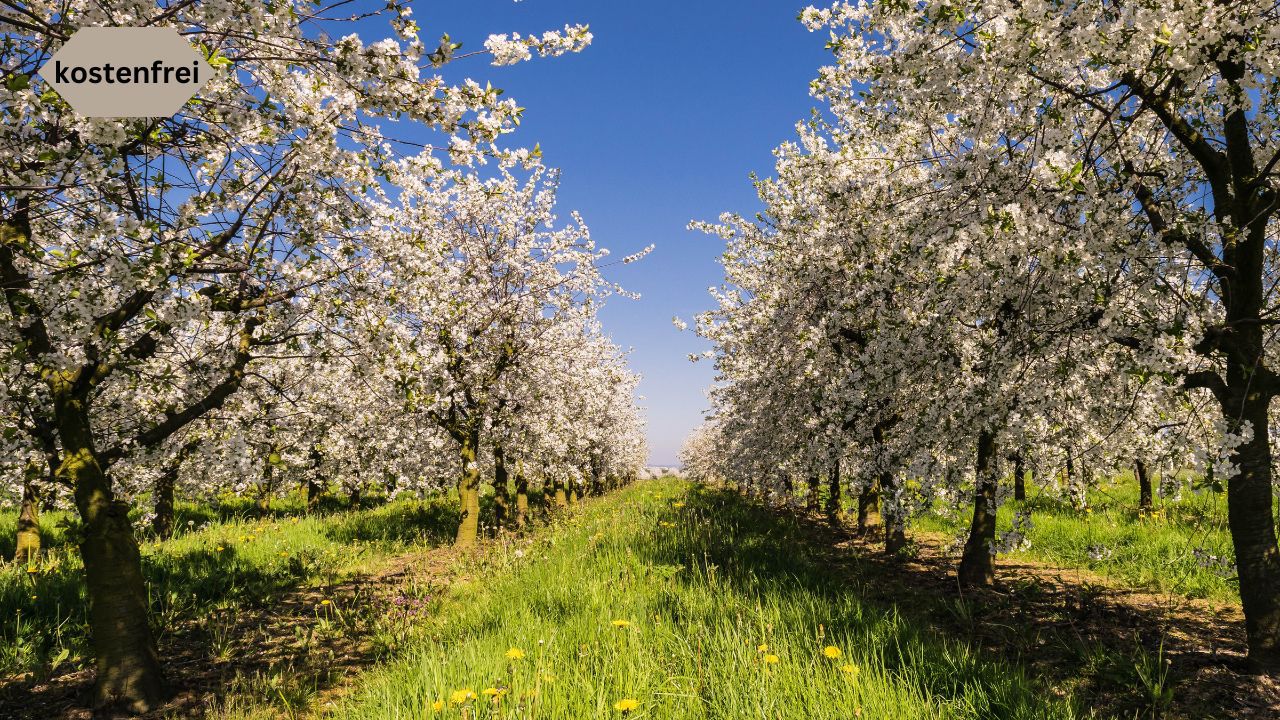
[681,1,1280,675]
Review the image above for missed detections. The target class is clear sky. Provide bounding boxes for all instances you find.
[397,1,833,465]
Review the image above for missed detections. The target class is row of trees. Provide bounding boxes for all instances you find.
[682,1,1280,674]
[0,0,645,712]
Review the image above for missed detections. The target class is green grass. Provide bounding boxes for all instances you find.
[0,491,463,681]
[327,480,1075,720]
[915,473,1238,603]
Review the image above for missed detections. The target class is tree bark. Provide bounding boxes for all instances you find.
[1222,376,1280,672]
[806,474,821,513]
[15,468,41,565]
[958,430,999,588]
[825,459,842,521]
[305,443,323,512]
[493,445,510,529]
[515,473,529,529]
[1135,458,1152,511]
[856,481,878,536]
[152,463,177,541]
[552,478,568,508]
[1013,450,1026,502]
[454,426,482,547]
[57,396,168,712]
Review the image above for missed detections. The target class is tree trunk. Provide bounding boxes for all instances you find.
[856,481,878,536]
[1013,450,1026,502]
[152,462,177,541]
[881,471,906,554]
[552,478,568,508]
[57,397,168,712]
[1135,458,1152,511]
[567,483,578,505]
[15,469,41,565]
[305,444,323,512]
[872,424,905,554]
[493,446,510,529]
[825,459,842,521]
[515,473,529,529]
[257,452,274,513]
[806,474,821,512]
[958,430,999,588]
[1222,378,1280,672]
[454,426,482,547]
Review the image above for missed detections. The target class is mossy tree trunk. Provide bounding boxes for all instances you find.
[806,474,820,512]
[856,481,878,536]
[958,430,999,588]
[15,466,41,565]
[552,477,568,508]
[58,395,168,712]
[454,425,483,547]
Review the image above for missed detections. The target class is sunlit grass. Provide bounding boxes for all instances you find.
[916,472,1238,603]
[330,480,1074,719]
[0,492,460,680]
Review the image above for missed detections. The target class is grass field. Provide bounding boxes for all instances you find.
[915,472,1238,603]
[3,477,1257,719]
[0,492,462,682]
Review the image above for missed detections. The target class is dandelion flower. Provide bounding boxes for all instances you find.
[823,646,842,659]
[505,647,526,660]
[319,599,332,606]
[757,643,769,653]
[482,687,504,697]
[611,619,632,628]
[449,688,476,704]
[431,699,444,711]
[763,654,780,664]
[614,698,640,712]
[215,546,225,552]
[841,663,859,675]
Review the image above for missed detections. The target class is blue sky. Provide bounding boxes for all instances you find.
[397,1,833,465]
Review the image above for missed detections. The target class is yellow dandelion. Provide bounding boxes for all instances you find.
[763,654,780,664]
[215,546,225,552]
[319,599,332,606]
[757,643,769,653]
[449,688,476,705]
[25,566,37,574]
[611,619,632,628]
[482,687,503,697]
[841,663,860,676]
[823,645,842,659]
[614,698,640,712]
[672,502,685,508]
[279,551,288,558]
[431,699,444,711]
[505,647,525,660]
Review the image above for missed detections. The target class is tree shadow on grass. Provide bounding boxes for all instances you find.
[635,485,1274,720]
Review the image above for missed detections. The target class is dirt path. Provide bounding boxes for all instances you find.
[9,546,463,720]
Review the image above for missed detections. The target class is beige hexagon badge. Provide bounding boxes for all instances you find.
[38,27,213,118]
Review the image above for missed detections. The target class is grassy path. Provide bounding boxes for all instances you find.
[324,481,1076,720]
